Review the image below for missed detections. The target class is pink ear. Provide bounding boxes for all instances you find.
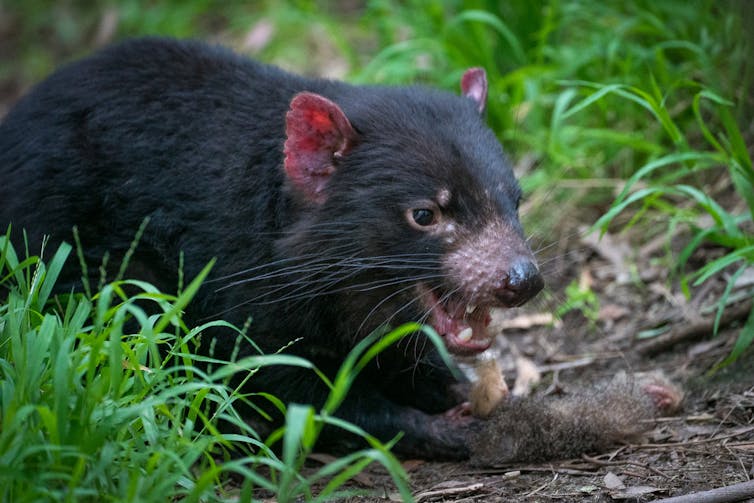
[284,92,357,203]
[461,67,488,114]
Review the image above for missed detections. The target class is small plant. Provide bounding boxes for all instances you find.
[556,274,601,326]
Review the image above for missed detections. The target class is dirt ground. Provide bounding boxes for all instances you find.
[300,227,754,502]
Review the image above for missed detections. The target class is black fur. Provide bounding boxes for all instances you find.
[0,38,530,459]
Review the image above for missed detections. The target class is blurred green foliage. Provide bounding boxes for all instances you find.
[3,1,749,211]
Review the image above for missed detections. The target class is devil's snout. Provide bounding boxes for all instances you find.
[495,257,543,306]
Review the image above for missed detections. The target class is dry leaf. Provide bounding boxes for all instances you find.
[598,303,629,322]
[603,471,625,490]
[512,356,540,396]
[610,485,663,499]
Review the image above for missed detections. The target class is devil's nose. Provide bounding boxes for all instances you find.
[496,258,544,306]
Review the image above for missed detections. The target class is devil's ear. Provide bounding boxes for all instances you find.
[461,67,488,114]
[284,92,357,204]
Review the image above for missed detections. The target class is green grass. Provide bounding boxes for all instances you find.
[0,234,421,501]
[592,87,754,366]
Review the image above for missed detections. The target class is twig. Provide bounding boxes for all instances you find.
[463,465,597,477]
[523,473,558,498]
[414,482,484,502]
[635,426,754,449]
[726,442,754,449]
[581,454,671,479]
[537,356,596,373]
[498,312,556,330]
[636,299,753,355]
[654,479,754,503]
[724,443,751,480]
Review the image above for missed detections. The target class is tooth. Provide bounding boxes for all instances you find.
[466,304,477,314]
[458,327,473,342]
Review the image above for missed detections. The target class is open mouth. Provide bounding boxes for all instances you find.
[418,284,494,356]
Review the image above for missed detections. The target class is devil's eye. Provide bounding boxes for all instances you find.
[405,200,442,231]
[412,209,435,226]
[409,208,439,228]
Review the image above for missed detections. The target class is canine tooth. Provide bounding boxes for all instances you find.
[458,327,473,342]
[466,304,477,314]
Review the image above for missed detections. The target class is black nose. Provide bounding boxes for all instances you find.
[496,257,544,306]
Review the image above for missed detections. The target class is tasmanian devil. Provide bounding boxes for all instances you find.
[2,37,559,460]
[0,38,683,462]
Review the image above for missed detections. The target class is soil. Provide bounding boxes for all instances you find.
[300,226,754,502]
